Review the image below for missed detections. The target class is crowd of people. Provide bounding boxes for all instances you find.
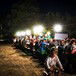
[13,35,76,75]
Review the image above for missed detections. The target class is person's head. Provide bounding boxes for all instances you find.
[60,40,65,45]
[49,47,55,57]
[43,38,47,42]
[69,39,76,45]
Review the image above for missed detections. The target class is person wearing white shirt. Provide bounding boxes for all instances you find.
[46,48,64,76]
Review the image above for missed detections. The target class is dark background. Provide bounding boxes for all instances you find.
[0,0,76,38]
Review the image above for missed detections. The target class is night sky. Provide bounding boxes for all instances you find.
[0,0,76,15]
[0,0,76,37]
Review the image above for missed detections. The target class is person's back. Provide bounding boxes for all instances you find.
[65,44,72,54]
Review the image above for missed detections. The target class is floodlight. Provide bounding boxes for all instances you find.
[53,24,62,32]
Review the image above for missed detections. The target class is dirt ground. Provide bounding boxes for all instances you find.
[0,44,44,76]
[0,44,76,76]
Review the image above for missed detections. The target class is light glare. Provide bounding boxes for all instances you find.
[47,31,50,35]
[25,29,31,35]
[33,25,44,35]
[53,24,62,32]
[15,31,26,36]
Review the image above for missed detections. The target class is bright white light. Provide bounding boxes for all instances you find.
[53,24,62,32]
[21,31,26,36]
[33,25,44,35]
[15,32,21,36]
[25,29,31,35]
[39,33,43,36]
[15,31,26,36]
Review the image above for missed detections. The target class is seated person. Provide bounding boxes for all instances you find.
[46,48,64,76]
